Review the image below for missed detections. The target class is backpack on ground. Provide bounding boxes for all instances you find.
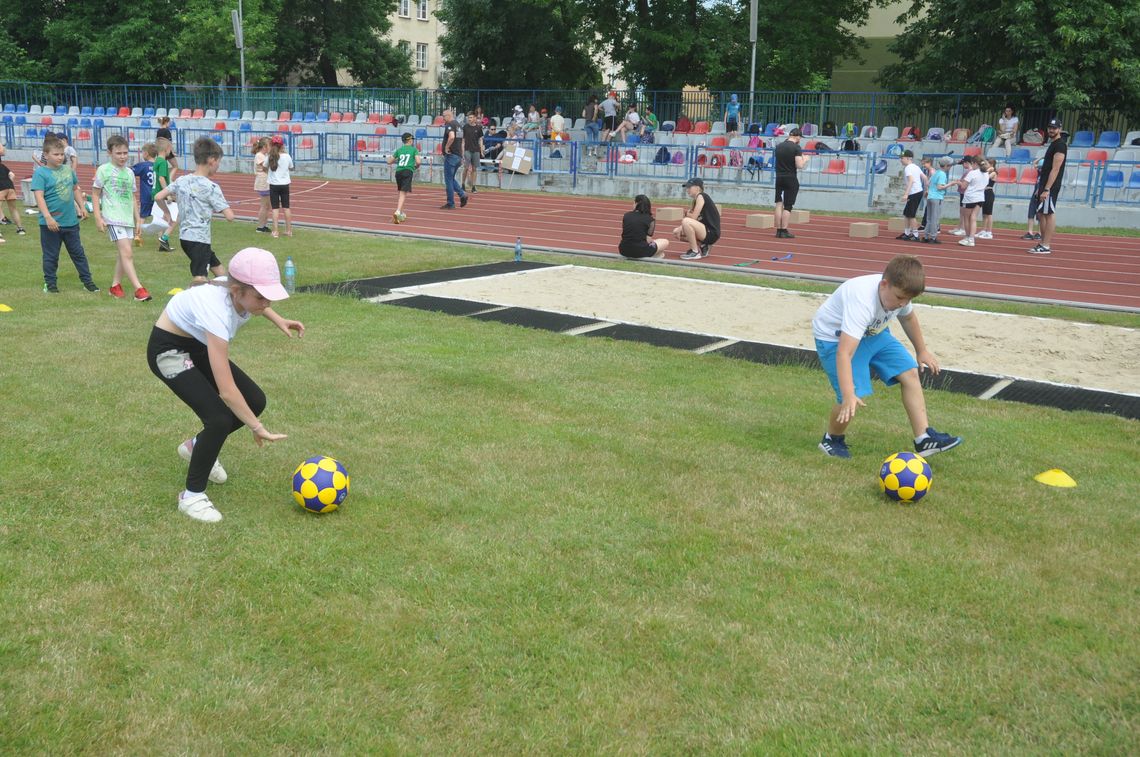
[967,124,992,143]
[842,138,860,151]
[729,150,743,167]
[1021,128,1044,145]
[821,121,837,137]
[671,149,685,164]
[747,135,763,149]
[653,145,670,164]
[873,159,887,174]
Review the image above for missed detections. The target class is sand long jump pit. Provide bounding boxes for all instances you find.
[365,263,1139,417]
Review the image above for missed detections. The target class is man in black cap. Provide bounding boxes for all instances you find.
[1029,118,1066,255]
[773,127,808,238]
[675,177,720,260]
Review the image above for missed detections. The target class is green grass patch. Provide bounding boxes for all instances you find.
[1,222,1137,752]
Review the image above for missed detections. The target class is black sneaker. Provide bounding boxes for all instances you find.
[895,233,912,240]
[439,203,455,210]
[1032,232,1042,240]
[774,229,785,238]
[16,227,26,235]
[1020,232,1036,240]
[43,283,60,293]
[680,249,702,260]
[83,281,100,293]
[818,435,851,458]
[460,195,469,208]
[254,225,270,233]
[699,242,710,258]
[915,427,962,456]
[158,237,172,252]
[928,238,941,244]
[920,237,930,243]
[0,217,9,225]
[783,230,795,239]
[1027,244,1052,255]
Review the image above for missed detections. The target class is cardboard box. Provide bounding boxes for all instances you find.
[789,209,811,224]
[849,222,879,238]
[887,217,906,231]
[501,144,533,174]
[656,207,685,221]
[745,213,774,229]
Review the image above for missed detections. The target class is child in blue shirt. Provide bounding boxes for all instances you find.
[31,134,97,293]
[133,142,158,221]
[922,156,953,243]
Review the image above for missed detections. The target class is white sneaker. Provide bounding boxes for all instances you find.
[976,230,993,239]
[178,439,228,484]
[951,228,966,236]
[178,491,223,523]
[958,237,975,246]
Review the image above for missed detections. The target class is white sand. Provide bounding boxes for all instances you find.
[393,265,1140,395]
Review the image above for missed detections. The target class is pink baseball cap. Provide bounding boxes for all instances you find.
[228,247,289,300]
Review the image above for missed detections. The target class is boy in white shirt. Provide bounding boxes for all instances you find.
[897,150,925,241]
[813,255,963,459]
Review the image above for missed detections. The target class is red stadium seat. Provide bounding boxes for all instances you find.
[278,111,291,122]
[995,166,1017,183]
[366,113,381,124]
[328,112,342,123]
[290,124,303,133]
[1082,149,1108,165]
[823,159,847,174]
[963,146,982,157]
[299,137,314,149]
[41,116,53,125]
[179,108,192,118]
[118,107,130,117]
[1017,166,1038,185]
[191,108,204,119]
[77,129,91,140]
[374,126,388,135]
[380,114,395,125]
[277,124,289,132]
[693,121,710,134]
[900,126,921,141]
[946,128,970,143]
[356,139,367,151]
[432,116,445,126]
[709,136,728,148]
[213,121,226,130]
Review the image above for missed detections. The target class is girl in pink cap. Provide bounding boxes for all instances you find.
[147,247,305,523]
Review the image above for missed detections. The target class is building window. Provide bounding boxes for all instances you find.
[415,43,428,70]
[399,0,410,17]
[398,40,411,62]
[417,0,428,20]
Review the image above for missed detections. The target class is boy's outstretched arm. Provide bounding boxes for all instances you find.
[898,311,940,374]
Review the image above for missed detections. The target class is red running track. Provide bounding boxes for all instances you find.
[18,161,1140,311]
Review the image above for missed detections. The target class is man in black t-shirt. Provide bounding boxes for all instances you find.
[461,112,485,193]
[1028,117,1067,255]
[773,127,808,238]
[675,177,721,260]
[440,108,468,209]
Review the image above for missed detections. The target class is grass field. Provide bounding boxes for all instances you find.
[1,221,1137,753]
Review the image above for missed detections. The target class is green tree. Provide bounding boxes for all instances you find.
[437,0,600,89]
[881,0,1140,121]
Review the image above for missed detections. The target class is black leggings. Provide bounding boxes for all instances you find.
[147,327,266,492]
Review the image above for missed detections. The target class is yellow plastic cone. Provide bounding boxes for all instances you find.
[0,304,12,312]
[1034,469,1077,488]
[168,288,184,295]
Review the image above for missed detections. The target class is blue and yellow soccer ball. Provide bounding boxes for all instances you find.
[292,456,349,513]
[879,451,932,504]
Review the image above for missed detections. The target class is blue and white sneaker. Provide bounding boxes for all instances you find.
[914,427,962,456]
[818,434,851,458]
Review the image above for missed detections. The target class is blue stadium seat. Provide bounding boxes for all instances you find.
[1102,170,1124,189]
[229,110,241,120]
[79,118,92,127]
[143,107,155,117]
[16,104,27,113]
[316,112,329,122]
[94,118,105,128]
[1129,172,1140,190]
[239,122,252,131]
[2,104,13,113]
[140,119,151,128]
[93,106,105,116]
[80,106,92,116]
[763,122,778,137]
[1070,130,1095,148]
[290,111,302,122]
[1094,131,1121,149]
[15,115,26,125]
[212,133,224,144]
[1,115,10,124]
[1009,147,1031,163]
[55,105,67,115]
[67,117,78,126]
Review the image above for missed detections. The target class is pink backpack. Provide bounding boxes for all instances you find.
[670,150,685,164]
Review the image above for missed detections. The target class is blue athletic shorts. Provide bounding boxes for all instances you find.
[815,330,918,403]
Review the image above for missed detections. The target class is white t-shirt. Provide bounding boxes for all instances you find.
[998,115,1019,137]
[903,162,925,195]
[963,168,988,203]
[812,274,913,343]
[549,113,565,133]
[626,111,641,125]
[600,97,619,118]
[267,153,293,185]
[165,281,252,344]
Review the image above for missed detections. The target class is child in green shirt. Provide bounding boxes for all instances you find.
[153,136,175,251]
[387,132,421,224]
[93,134,150,301]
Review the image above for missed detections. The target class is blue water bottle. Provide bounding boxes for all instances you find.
[514,236,522,262]
[284,256,296,294]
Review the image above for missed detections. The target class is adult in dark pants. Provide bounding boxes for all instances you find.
[440,107,468,209]
[618,195,670,259]
[1029,118,1067,255]
[773,127,808,238]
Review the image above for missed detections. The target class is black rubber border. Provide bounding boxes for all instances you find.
[584,324,724,350]
[993,380,1140,419]
[470,307,600,332]
[301,261,554,298]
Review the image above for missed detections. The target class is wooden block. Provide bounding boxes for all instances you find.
[789,209,810,224]
[887,217,906,231]
[849,222,879,238]
[745,213,774,229]
[656,207,685,221]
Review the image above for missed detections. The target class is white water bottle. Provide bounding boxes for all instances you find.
[514,236,522,262]
[284,256,296,294]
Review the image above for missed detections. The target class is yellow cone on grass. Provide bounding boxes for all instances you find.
[0,304,12,312]
[168,288,183,295]
[1034,469,1077,488]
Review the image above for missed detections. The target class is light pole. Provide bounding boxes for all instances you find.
[748,0,757,128]
[231,1,246,112]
